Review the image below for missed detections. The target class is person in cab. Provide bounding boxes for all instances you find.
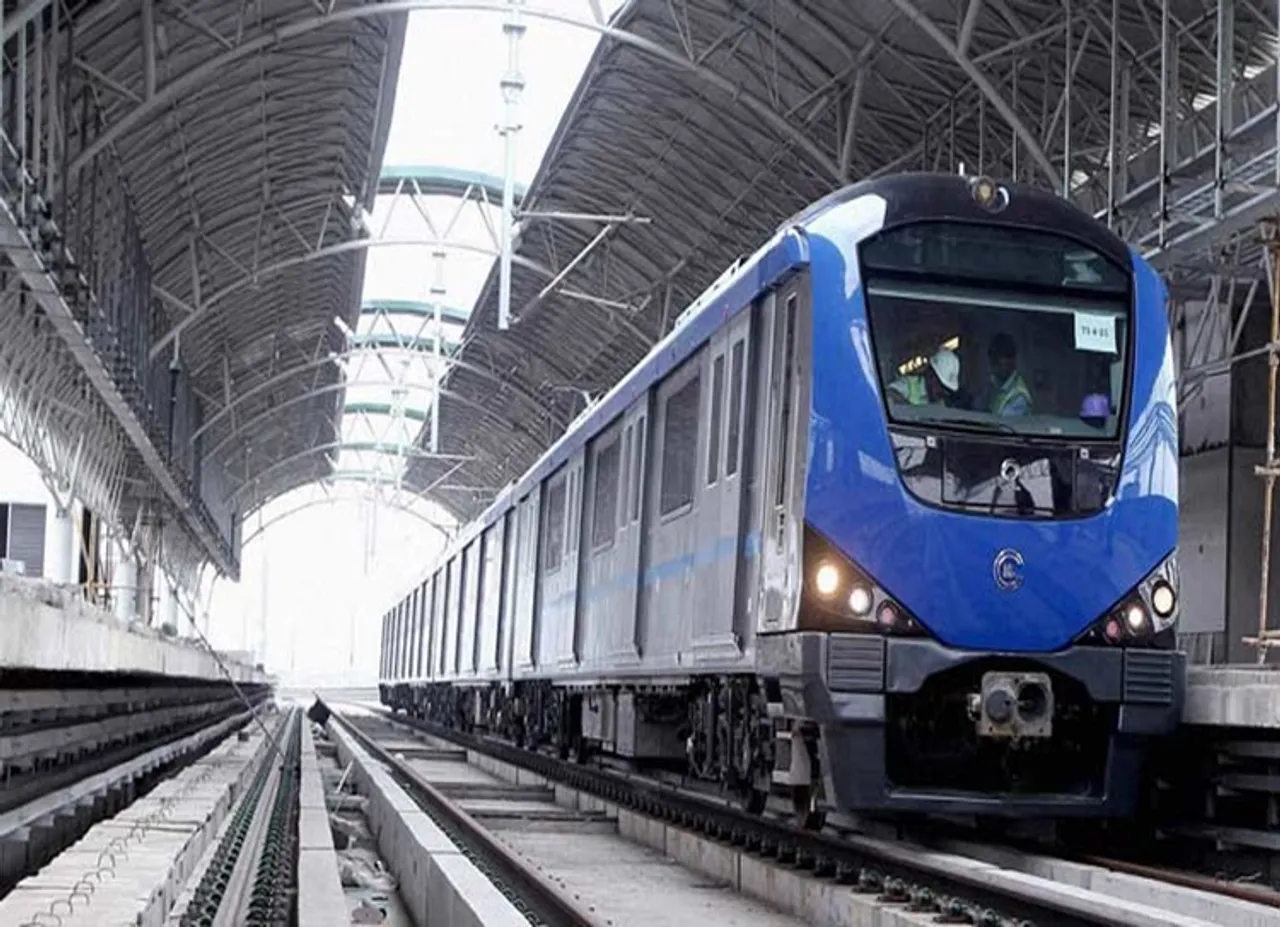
[887,348,964,407]
[984,333,1033,416]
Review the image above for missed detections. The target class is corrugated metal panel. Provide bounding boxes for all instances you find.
[826,635,885,693]
[7,504,45,578]
[1123,650,1176,705]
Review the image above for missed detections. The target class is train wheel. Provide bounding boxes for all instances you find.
[741,786,768,815]
[791,783,826,831]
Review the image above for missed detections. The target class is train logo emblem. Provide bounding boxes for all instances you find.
[992,548,1024,591]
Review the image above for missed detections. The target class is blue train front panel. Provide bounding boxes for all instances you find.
[764,174,1183,817]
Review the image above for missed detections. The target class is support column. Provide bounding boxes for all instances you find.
[113,541,136,623]
[46,503,75,584]
[161,571,179,631]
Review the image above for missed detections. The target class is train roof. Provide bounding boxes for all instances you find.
[783,172,1134,272]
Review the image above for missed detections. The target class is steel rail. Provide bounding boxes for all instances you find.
[330,702,1186,927]
[177,709,300,927]
[1076,854,1280,909]
[330,711,611,927]
[212,752,284,927]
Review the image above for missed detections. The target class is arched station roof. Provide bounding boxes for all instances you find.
[0,1,408,581]
[404,0,1280,519]
[130,2,408,524]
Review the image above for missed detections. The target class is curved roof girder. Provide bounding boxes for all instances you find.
[349,332,464,353]
[151,236,555,364]
[228,439,472,507]
[362,299,473,326]
[343,402,435,421]
[378,165,527,202]
[204,377,543,482]
[192,339,554,451]
[239,490,455,549]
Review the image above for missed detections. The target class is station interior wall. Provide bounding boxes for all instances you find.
[0,438,81,583]
[1178,292,1280,666]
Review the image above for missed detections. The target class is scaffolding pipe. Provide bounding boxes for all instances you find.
[1255,218,1280,662]
[497,0,526,331]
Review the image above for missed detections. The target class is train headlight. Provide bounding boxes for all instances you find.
[814,562,840,597]
[848,585,873,616]
[969,175,1008,212]
[1124,603,1149,635]
[1151,581,1176,620]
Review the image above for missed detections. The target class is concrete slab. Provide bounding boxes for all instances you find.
[0,715,271,926]
[0,573,268,683]
[1185,665,1280,728]
[326,720,532,927]
[297,722,349,927]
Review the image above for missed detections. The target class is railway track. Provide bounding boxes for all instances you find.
[324,700,1275,927]
[0,684,270,815]
[171,707,301,927]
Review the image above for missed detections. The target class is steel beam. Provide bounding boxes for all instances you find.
[0,180,234,576]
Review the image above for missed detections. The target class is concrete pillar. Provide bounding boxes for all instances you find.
[162,572,179,630]
[113,542,137,623]
[44,503,81,584]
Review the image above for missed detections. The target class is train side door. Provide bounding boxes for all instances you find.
[758,274,812,632]
[614,396,649,665]
[690,307,752,664]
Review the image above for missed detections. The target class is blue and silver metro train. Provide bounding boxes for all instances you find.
[378,172,1183,824]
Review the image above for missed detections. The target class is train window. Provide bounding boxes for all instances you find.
[661,374,701,515]
[860,221,1129,294]
[726,338,745,477]
[865,279,1130,440]
[592,438,622,549]
[707,354,725,485]
[542,479,566,573]
[631,415,646,522]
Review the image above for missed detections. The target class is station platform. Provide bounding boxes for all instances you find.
[1184,665,1280,729]
[0,573,266,684]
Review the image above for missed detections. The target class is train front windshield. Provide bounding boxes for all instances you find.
[860,222,1131,441]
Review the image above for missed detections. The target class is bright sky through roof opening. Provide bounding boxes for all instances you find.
[205,3,624,687]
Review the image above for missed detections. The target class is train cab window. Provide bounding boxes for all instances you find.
[592,438,622,549]
[660,374,701,515]
[860,222,1130,441]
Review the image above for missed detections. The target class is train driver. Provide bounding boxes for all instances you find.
[984,332,1033,416]
[886,348,962,407]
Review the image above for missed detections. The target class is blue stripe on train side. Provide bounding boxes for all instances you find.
[540,529,763,613]
[802,198,1178,653]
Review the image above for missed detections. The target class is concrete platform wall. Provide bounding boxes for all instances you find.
[0,573,267,684]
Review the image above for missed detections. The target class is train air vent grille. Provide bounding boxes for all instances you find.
[1123,650,1175,705]
[826,635,885,693]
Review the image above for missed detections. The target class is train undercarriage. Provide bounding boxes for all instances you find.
[383,673,833,829]
[382,642,1176,832]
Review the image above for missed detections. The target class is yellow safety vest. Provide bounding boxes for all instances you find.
[889,375,928,405]
[990,372,1032,415]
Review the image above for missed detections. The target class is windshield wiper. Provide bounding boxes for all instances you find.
[915,415,1019,435]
